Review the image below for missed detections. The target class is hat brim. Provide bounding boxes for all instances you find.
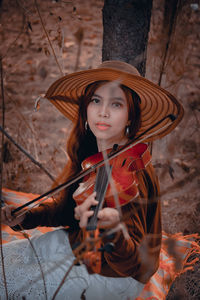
[45,68,184,142]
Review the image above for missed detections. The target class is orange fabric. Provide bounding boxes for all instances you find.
[1,188,54,244]
[136,233,200,299]
[1,188,200,300]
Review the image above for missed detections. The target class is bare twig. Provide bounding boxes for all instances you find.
[0,126,55,182]
[0,59,5,203]
[158,0,180,86]
[74,27,84,71]
[19,225,48,300]
[51,256,78,300]
[0,57,9,299]
[1,10,26,60]
[5,91,43,149]
[16,0,33,17]
[34,0,63,76]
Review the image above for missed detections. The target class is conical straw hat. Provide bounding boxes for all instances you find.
[46,60,184,141]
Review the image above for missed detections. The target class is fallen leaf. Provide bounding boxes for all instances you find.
[64,41,75,48]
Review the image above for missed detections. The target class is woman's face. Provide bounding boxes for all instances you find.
[87,82,129,151]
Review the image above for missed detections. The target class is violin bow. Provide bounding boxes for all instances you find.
[12,114,177,215]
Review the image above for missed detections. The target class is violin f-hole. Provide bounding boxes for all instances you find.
[121,159,127,167]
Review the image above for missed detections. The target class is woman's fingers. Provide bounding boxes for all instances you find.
[74,192,97,221]
[79,210,94,228]
[97,208,120,228]
[74,192,121,229]
[2,205,13,223]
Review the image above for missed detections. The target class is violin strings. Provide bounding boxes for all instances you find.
[87,140,116,229]
[95,159,111,209]
[101,148,124,221]
[88,158,111,229]
[93,147,116,224]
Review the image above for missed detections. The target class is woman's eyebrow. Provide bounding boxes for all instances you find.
[92,93,102,98]
[110,97,125,102]
[92,93,125,102]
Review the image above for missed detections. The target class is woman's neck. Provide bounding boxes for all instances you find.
[97,137,129,152]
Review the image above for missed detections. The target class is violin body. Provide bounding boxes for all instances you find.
[73,143,151,208]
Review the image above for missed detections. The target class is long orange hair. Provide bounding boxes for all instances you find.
[54,81,141,197]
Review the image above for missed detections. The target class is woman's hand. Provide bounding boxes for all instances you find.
[1,205,25,227]
[97,207,120,228]
[74,192,120,228]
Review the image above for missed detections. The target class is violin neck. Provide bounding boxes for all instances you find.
[86,165,112,231]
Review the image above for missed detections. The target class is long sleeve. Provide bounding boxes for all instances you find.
[100,163,161,283]
[13,183,80,231]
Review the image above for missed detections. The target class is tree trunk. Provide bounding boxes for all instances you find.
[102,0,153,76]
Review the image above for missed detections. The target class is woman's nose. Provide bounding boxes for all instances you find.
[98,104,109,117]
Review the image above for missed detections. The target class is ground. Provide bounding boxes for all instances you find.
[0,0,200,298]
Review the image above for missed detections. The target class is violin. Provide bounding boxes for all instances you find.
[73,143,151,208]
[73,142,151,274]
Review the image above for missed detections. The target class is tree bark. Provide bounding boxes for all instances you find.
[102,0,153,76]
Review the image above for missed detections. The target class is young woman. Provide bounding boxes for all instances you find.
[1,61,184,299]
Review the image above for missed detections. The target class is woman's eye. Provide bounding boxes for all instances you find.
[112,102,121,108]
[91,98,100,104]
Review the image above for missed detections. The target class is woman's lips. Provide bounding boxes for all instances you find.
[96,123,111,130]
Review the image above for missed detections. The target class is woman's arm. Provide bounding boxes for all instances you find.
[11,184,80,231]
